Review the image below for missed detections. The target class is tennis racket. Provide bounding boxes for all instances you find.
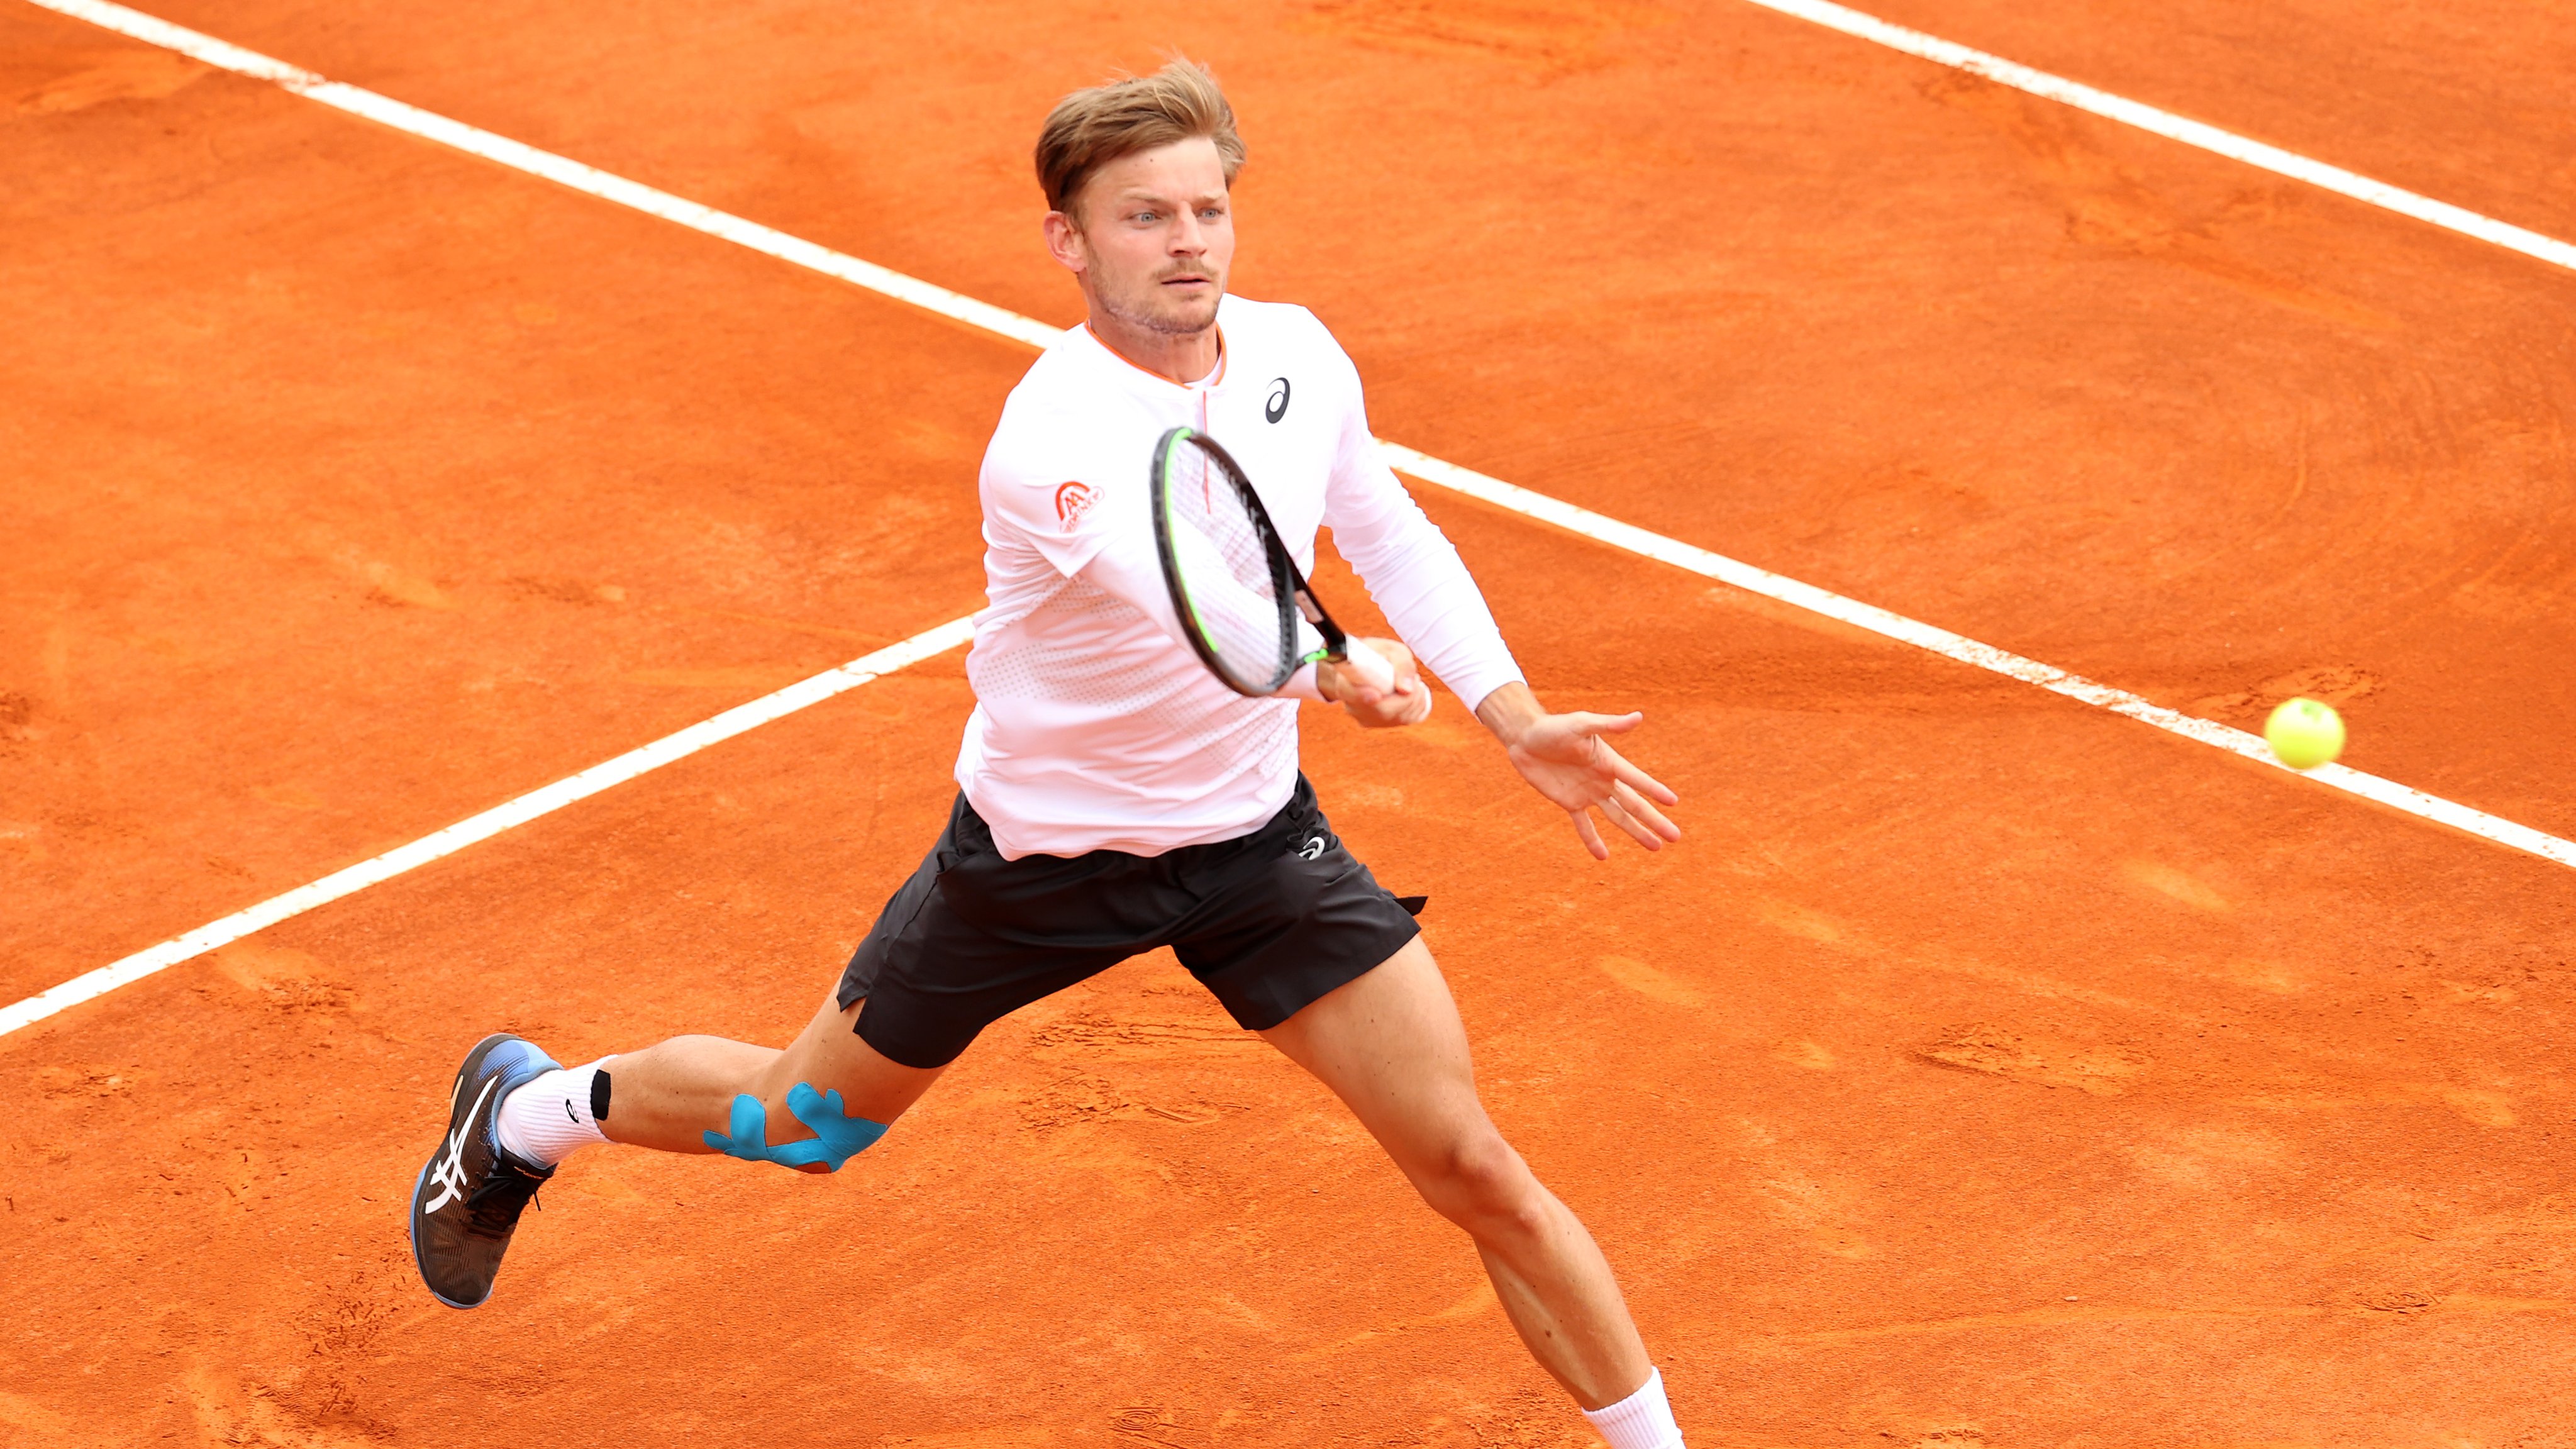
[1148,425,1399,700]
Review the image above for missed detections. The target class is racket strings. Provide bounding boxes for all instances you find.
[1163,440,1297,693]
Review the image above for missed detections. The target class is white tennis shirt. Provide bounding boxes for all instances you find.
[958,295,1523,858]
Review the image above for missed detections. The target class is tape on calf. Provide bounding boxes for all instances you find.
[702,1082,888,1171]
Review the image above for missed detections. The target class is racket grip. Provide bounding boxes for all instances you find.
[1339,639,1397,694]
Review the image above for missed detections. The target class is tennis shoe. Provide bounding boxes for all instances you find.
[409,1033,560,1309]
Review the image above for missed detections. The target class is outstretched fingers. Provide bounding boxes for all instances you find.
[1581,791,1665,856]
[1565,801,1654,862]
[1493,699,1682,858]
[1607,745,1680,808]
[1568,805,1610,860]
[1589,741,1679,847]
[1608,777,1680,841]
[1606,781,1679,849]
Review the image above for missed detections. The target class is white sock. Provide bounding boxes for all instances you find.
[1582,1368,1684,1449]
[493,1058,613,1167]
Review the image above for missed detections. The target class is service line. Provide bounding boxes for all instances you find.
[9,0,2574,1040]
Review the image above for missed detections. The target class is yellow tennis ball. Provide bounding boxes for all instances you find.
[2264,697,2345,770]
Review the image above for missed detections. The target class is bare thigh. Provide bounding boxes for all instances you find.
[765,991,948,1124]
[1258,937,1501,1207]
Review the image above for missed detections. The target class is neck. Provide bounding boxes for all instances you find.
[1085,304,1222,386]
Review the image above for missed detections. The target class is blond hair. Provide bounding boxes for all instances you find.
[1035,59,1246,216]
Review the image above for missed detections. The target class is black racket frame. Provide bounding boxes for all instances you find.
[1148,425,1357,697]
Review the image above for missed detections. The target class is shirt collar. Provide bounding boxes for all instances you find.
[1079,313,1228,393]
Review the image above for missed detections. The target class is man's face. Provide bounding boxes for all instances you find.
[1052,137,1234,337]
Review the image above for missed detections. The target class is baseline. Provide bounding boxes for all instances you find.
[0,619,975,1039]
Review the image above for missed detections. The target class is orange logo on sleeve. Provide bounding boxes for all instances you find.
[1053,480,1097,530]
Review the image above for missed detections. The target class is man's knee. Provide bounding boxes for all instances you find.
[1418,1130,1548,1236]
[703,1082,889,1173]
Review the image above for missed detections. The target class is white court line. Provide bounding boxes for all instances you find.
[1735,0,2576,275]
[18,1,1065,351]
[1380,445,2576,872]
[0,620,975,1038]
[9,2,2573,1040]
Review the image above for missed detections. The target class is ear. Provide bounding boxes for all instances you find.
[1041,209,1088,275]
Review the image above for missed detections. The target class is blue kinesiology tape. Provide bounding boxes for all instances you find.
[703,1082,888,1171]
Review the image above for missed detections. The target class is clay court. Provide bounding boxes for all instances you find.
[6,0,2575,1443]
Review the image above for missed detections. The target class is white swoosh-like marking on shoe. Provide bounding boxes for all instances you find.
[423,1075,499,1216]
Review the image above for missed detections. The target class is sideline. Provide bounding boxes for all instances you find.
[10,2,2574,1039]
[0,620,976,1038]
[1735,0,2576,275]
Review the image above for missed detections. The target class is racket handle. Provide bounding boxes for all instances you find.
[1339,639,1397,695]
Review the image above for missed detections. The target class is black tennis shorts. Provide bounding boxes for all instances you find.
[836,775,1424,1070]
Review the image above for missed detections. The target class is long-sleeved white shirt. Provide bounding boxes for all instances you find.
[958,296,1522,858]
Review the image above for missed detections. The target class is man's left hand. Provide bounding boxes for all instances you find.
[1474,682,1681,859]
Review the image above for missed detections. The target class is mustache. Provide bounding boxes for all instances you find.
[1156,262,1218,283]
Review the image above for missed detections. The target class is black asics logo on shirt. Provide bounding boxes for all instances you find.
[1265,377,1291,423]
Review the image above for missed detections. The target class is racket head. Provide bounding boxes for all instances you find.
[1150,427,1302,696]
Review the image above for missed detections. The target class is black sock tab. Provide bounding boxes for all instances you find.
[591,1069,613,1123]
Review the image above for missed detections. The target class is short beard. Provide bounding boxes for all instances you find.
[1096,264,1224,337]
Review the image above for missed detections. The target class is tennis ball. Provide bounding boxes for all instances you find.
[2263,697,2345,770]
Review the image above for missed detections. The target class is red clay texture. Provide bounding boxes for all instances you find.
[4,3,2573,1446]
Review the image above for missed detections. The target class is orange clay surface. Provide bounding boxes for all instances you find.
[4,2,2574,1445]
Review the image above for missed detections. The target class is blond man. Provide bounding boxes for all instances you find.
[409,60,1686,1449]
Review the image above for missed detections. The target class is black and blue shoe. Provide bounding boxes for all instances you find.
[409,1033,560,1309]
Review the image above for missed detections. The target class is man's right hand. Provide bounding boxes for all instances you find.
[1320,637,1433,728]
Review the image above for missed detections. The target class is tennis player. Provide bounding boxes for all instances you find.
[410,60,1686,1448]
